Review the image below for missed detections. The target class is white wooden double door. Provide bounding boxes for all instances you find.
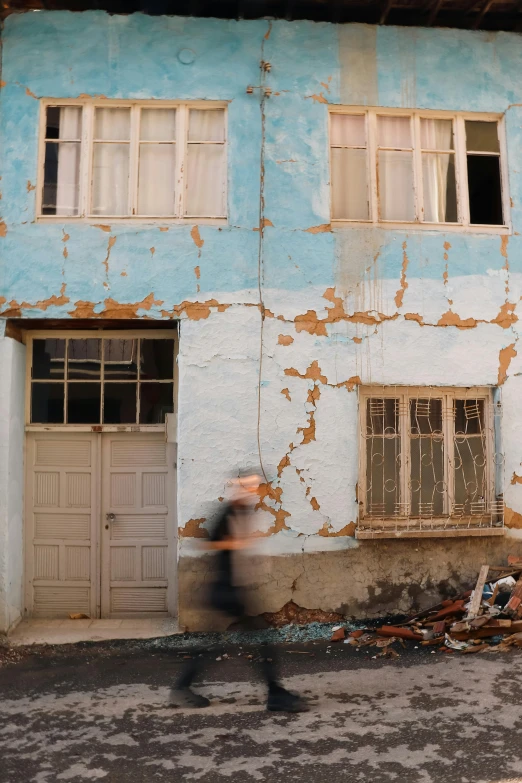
[26,431,173,618]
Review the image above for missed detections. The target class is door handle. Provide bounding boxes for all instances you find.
[105,512,115,530]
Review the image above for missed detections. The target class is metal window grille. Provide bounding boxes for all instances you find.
[359,386,504,534]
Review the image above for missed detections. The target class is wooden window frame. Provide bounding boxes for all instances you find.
[329,107,511,234]
[36,99,228,225]
[25,329,178,432]
[357,386,504,539]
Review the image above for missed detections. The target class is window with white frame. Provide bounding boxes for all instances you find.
[359,387,504,534]
[39,102,227,220]
[330,109,507,228]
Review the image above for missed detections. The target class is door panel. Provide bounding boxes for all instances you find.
[26,433,97,618]
[101,433,169,617]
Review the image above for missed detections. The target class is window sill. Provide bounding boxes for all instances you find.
[356,526,505,540]
[25,424,167,433]
[331,220,511,235]
[35,217,228,227]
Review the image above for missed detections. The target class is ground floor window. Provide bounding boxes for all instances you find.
[29,334,175,425]
[359,386,503,535]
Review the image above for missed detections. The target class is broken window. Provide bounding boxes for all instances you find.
[39,102,227,220]
[360,387,503,535]
[30,336,175,425]
[330,109,506,228]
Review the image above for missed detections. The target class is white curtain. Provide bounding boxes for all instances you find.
[378,117,414,221]
[185,109,226,217]
[330,114,368,220]
[421,119,453,223]
[55,107,82,216]
[138,109,176,216]
[92,108,130,216]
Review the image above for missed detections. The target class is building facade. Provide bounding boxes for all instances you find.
[1,12,522,633]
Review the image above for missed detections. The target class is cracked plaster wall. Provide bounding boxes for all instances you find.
[3,15,522,625]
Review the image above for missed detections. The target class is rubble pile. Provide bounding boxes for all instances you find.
[333,556,522,657]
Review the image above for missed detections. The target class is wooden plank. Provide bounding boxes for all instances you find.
[466,565,490,619]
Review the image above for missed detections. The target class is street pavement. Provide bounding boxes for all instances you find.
[1,640,522,783]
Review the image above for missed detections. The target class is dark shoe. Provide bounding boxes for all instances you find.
[168,687,210,708]
[267,686,309,713]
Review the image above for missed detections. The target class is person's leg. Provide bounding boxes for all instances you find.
[257,643,309,713]
[169,652,210,708]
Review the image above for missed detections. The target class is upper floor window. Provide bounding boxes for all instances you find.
[330,109,508,230]
[38,101,227,221]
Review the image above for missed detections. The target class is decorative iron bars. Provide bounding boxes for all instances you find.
[359,387,504,532]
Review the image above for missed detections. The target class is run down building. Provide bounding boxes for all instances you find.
[2,0,522,634]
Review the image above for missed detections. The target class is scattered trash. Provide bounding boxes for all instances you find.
[331,627,345,642]
[69,613,89,620]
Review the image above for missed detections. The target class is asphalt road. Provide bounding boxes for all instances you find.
[1,640,522,783]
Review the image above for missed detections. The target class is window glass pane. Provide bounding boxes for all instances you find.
[331,148,369,220]
[103,383,137,424]
[185,145,225,217]
[377,116,411,148]
[31,383,64,423]
[410,437,444,517]
[140,339,175,380]
[32,339,66,380]
[68,339,101,380]
[454,437,487,514]
[138,144,176,216]
[378,150,414,221]
[42,142,81,216]
[420,119,453,150]
[140,108,176,141]
[330,114,366,147]
[366,436,401,518]
[140,383,174,424]
[67,383,101,424]
[422,153,457,223]
[410,399,443,435]
[454,399,485,435]
[366,398,398,436]
[92,144,130,216]
[94,108,131,141]
[104,339,138,380]
[467,155,503,225]
[46,107,82,141]
[188,109,225,142]
[465,121,499,153]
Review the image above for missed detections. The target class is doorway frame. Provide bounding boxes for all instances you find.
[23,328,178,620]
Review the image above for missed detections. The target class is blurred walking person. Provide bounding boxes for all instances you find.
[169,470,307,712]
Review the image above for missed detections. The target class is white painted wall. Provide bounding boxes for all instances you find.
[0,333,26,634]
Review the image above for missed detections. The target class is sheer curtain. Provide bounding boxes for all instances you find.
[421,119,454,223]
[330,114,369,220]
[55,107,82,216]
[138,108,176,216]
[92,108,131,216]
[185,109,226,217]
[378,116,414,221]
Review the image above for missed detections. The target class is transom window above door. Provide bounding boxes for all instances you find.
[330,109,508,230]
[38,101,227,221]
[29,336,175,425]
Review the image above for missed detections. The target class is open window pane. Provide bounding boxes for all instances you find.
[103,383,137,424]
[104,339,138,380]
[330,114,366,147]
[67,384,101,424]
[140,108,176,141]
[465,121,500,153]
[138,144,176,216]
[188,109,225,142]
[378,150,414,221]
[140,383,174,424]
[331,148,369,220]
[32,339,66,380]
[46,106,82,141]
[31,383,64,424]
[92,144,130,216]
[43,142,81,216]
[377,116,411,148]
[467,155,503,225]
[422,153,457,223]
[94,108,130,141]
[140,339,175,380]
[185,145,225,217]
[68,339,101,380]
